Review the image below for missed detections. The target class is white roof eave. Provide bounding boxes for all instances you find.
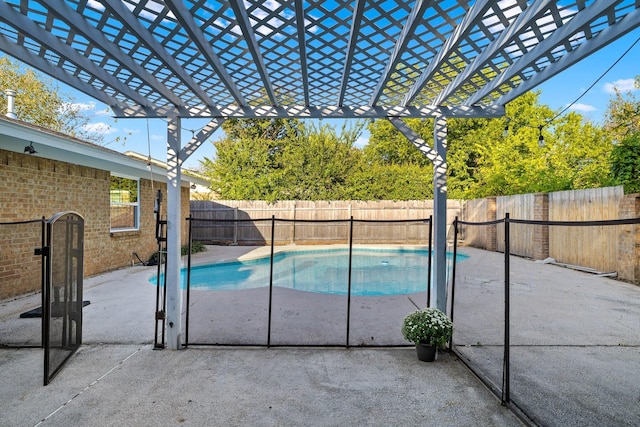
[0,116,197,187]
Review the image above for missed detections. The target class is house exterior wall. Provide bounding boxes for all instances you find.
[0,148,189,299]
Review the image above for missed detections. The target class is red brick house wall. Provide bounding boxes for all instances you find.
[0,148,189,299]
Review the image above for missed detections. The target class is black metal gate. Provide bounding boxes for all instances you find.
[42,212,84,385]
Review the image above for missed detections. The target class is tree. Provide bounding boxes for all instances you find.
[346,162,433,200]
[364,118,433,167]
[201,119,364,201]
[460,92,613,197]
[603,76,640,142]
[610,133,640,194]
[202,92,616,201]
[279,122,363,200]
[0,56,104,144]
[221,117,303,141]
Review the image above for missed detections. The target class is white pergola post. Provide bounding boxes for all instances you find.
[166,115,183,350]
[432,116,448,313]
[388,116,448,312]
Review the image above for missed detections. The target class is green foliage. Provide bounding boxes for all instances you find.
[203,119,367,201]
[201,133,289,201]
[401,308,453,347]
[202,91,618,201]
[461,92,613,197]
[148,241,206,264]
[346,162,433,200]
[0,56,104,144]
[610,133,640,194]
[182,241,206,256]
[603,77,640,142]
[279,122,364,200]
[221,117,302,141]
[364,118,433,166]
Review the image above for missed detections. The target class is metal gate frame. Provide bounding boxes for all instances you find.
[42,211,84,386]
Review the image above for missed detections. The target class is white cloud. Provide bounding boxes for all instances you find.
[568,103,596,112]
[487,1,583,57]
[94,108,113,116]
[122,0,176,23]
[62,101,96,114]
[603,78,637,94]
[123,128,141,135]
[75,102,96,111]
[83,122,117,135]
[151,134,165,142]
[87,0,104,12]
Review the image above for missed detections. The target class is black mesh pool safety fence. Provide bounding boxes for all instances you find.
[0,218,45,348]
[450,215,640,426]
[183,216,436,347]
[0,213,85,386]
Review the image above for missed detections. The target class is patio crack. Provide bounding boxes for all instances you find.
[33,345,144,427]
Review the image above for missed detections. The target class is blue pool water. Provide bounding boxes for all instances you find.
[152,248,467,296]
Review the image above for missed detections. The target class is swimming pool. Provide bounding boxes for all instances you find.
[152,248,467,296]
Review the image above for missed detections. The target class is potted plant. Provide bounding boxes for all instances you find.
[401,307,453,362]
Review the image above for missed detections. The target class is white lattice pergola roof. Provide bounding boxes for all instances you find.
[1,0,639,121]
[3,0,639,349]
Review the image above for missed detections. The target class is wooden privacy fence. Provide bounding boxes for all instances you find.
[190,187,640,283]
[460,186,640,284]
[190,200,463,245]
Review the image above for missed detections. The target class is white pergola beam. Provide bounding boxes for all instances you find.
[294,0,310,106]
[403,0,492,106]
[165,116,183,350]
[0,33,127,116]
[179,118,226,161]
[0,2,148,113]
[118,104,505,119]
[161,0,246,106]
[369,0,434,106]
[338,0,366,106]
[434,0,554,106]
[100,0,217,109]
[388,116,448,313]
[496,7,640,106]
[431,116,448,313]
[464,0,626,106]
[228,0,278,105]
[38,0,188,113]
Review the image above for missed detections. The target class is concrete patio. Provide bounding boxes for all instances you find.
[1,244,639,426]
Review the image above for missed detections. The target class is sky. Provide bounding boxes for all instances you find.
[38,27,640,171]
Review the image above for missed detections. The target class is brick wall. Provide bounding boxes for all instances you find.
[532,193,549,260]
[0,149,189,299]
[618,194,640,284]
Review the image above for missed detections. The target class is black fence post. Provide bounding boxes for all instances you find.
[40,216,46,351]
[449,216,458,350]
[185,215,192,348]
[427,215,432,308]
[346,216,353,347]
[503,213,511,404]
[267,215,275,347]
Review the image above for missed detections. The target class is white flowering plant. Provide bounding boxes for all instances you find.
[401,307,453,347]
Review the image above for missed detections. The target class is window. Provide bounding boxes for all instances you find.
[110,174,140,231]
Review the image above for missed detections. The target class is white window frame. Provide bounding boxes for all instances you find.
[110,173,140,232]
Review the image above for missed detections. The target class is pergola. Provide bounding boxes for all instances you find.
[1,0,638,349]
